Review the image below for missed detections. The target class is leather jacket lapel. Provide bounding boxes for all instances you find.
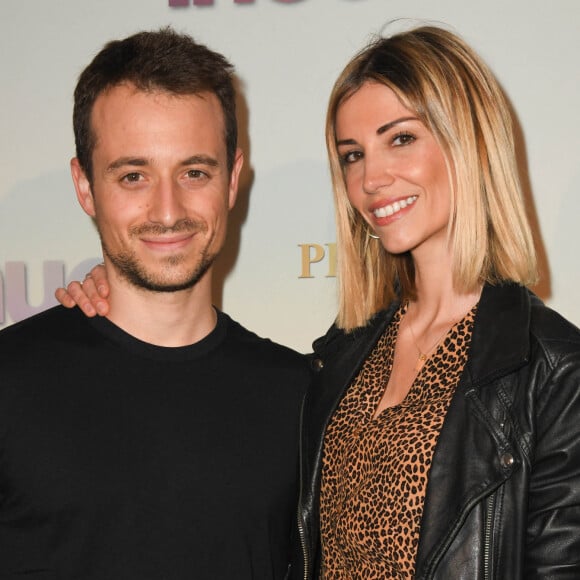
[415,283,532,576]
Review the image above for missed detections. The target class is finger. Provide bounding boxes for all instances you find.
[54,286,77,309]
[75,276,110,317]
[65,280,99,317]
[90,263,110,298]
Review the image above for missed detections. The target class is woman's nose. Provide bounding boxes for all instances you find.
[362,153,395,194]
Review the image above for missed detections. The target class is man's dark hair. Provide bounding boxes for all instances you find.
[73,27,237,183]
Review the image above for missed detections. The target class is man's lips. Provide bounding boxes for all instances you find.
[140,232,196,251]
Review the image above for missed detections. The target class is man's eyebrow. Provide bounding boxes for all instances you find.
[336,116,419,147]
[181,155,219,167]
[106,157,149,172]
[105,155,220,173]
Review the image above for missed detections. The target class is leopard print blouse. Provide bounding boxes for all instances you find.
[320,304,476,579]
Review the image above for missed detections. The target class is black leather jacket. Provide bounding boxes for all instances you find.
[295,283,580,579]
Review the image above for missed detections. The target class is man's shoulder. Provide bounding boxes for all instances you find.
[0,307,96,397]
[0,306,88,351]
[220,311,311,373]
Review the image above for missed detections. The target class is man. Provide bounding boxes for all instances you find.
[0,28,310,579]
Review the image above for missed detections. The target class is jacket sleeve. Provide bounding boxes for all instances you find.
[525,348,580,578]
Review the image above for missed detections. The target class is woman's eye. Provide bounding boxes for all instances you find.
[392,132,416,146]
[341,150,363,165]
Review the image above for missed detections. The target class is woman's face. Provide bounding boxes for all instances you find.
[335,81,452,259]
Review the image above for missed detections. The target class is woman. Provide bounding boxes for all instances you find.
[58,26,580,579]
[296,26,580,579]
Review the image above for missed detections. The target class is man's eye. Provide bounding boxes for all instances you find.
[187,169,207,179]
[122,172,142,183]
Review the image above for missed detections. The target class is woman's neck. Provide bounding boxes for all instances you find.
[409,246,482,327]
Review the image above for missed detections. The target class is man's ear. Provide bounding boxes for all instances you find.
[70,158,96,218]
[227,148,244,210]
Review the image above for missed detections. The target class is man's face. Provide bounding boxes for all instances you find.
[71,83,243,293]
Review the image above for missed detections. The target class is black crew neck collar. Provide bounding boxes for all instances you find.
[85,307,228,361]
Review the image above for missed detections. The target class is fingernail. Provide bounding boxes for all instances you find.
[96,303,107,315]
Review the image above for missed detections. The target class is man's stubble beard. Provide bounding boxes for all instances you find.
[99,219,219,293]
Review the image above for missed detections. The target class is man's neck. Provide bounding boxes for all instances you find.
[104,269,217,348]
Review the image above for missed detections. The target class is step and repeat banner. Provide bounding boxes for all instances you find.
[1,0,579,352]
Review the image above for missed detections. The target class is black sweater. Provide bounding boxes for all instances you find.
[0,306,310,579]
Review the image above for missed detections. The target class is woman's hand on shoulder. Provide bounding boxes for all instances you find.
[54,263,110,317]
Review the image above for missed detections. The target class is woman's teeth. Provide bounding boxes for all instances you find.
[373,196,417,218]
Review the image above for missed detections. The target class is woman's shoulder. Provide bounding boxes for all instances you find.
[311,300,400,364]
[528,293,580,361]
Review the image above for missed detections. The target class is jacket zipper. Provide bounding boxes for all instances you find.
[297,510,309,580]
[421,485,501,578]
[483,493,495,580]
[297,396,310,580]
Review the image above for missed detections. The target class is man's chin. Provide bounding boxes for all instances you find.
[114,259,214,294]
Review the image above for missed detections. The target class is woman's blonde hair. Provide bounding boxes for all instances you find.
[327,25,537,330]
